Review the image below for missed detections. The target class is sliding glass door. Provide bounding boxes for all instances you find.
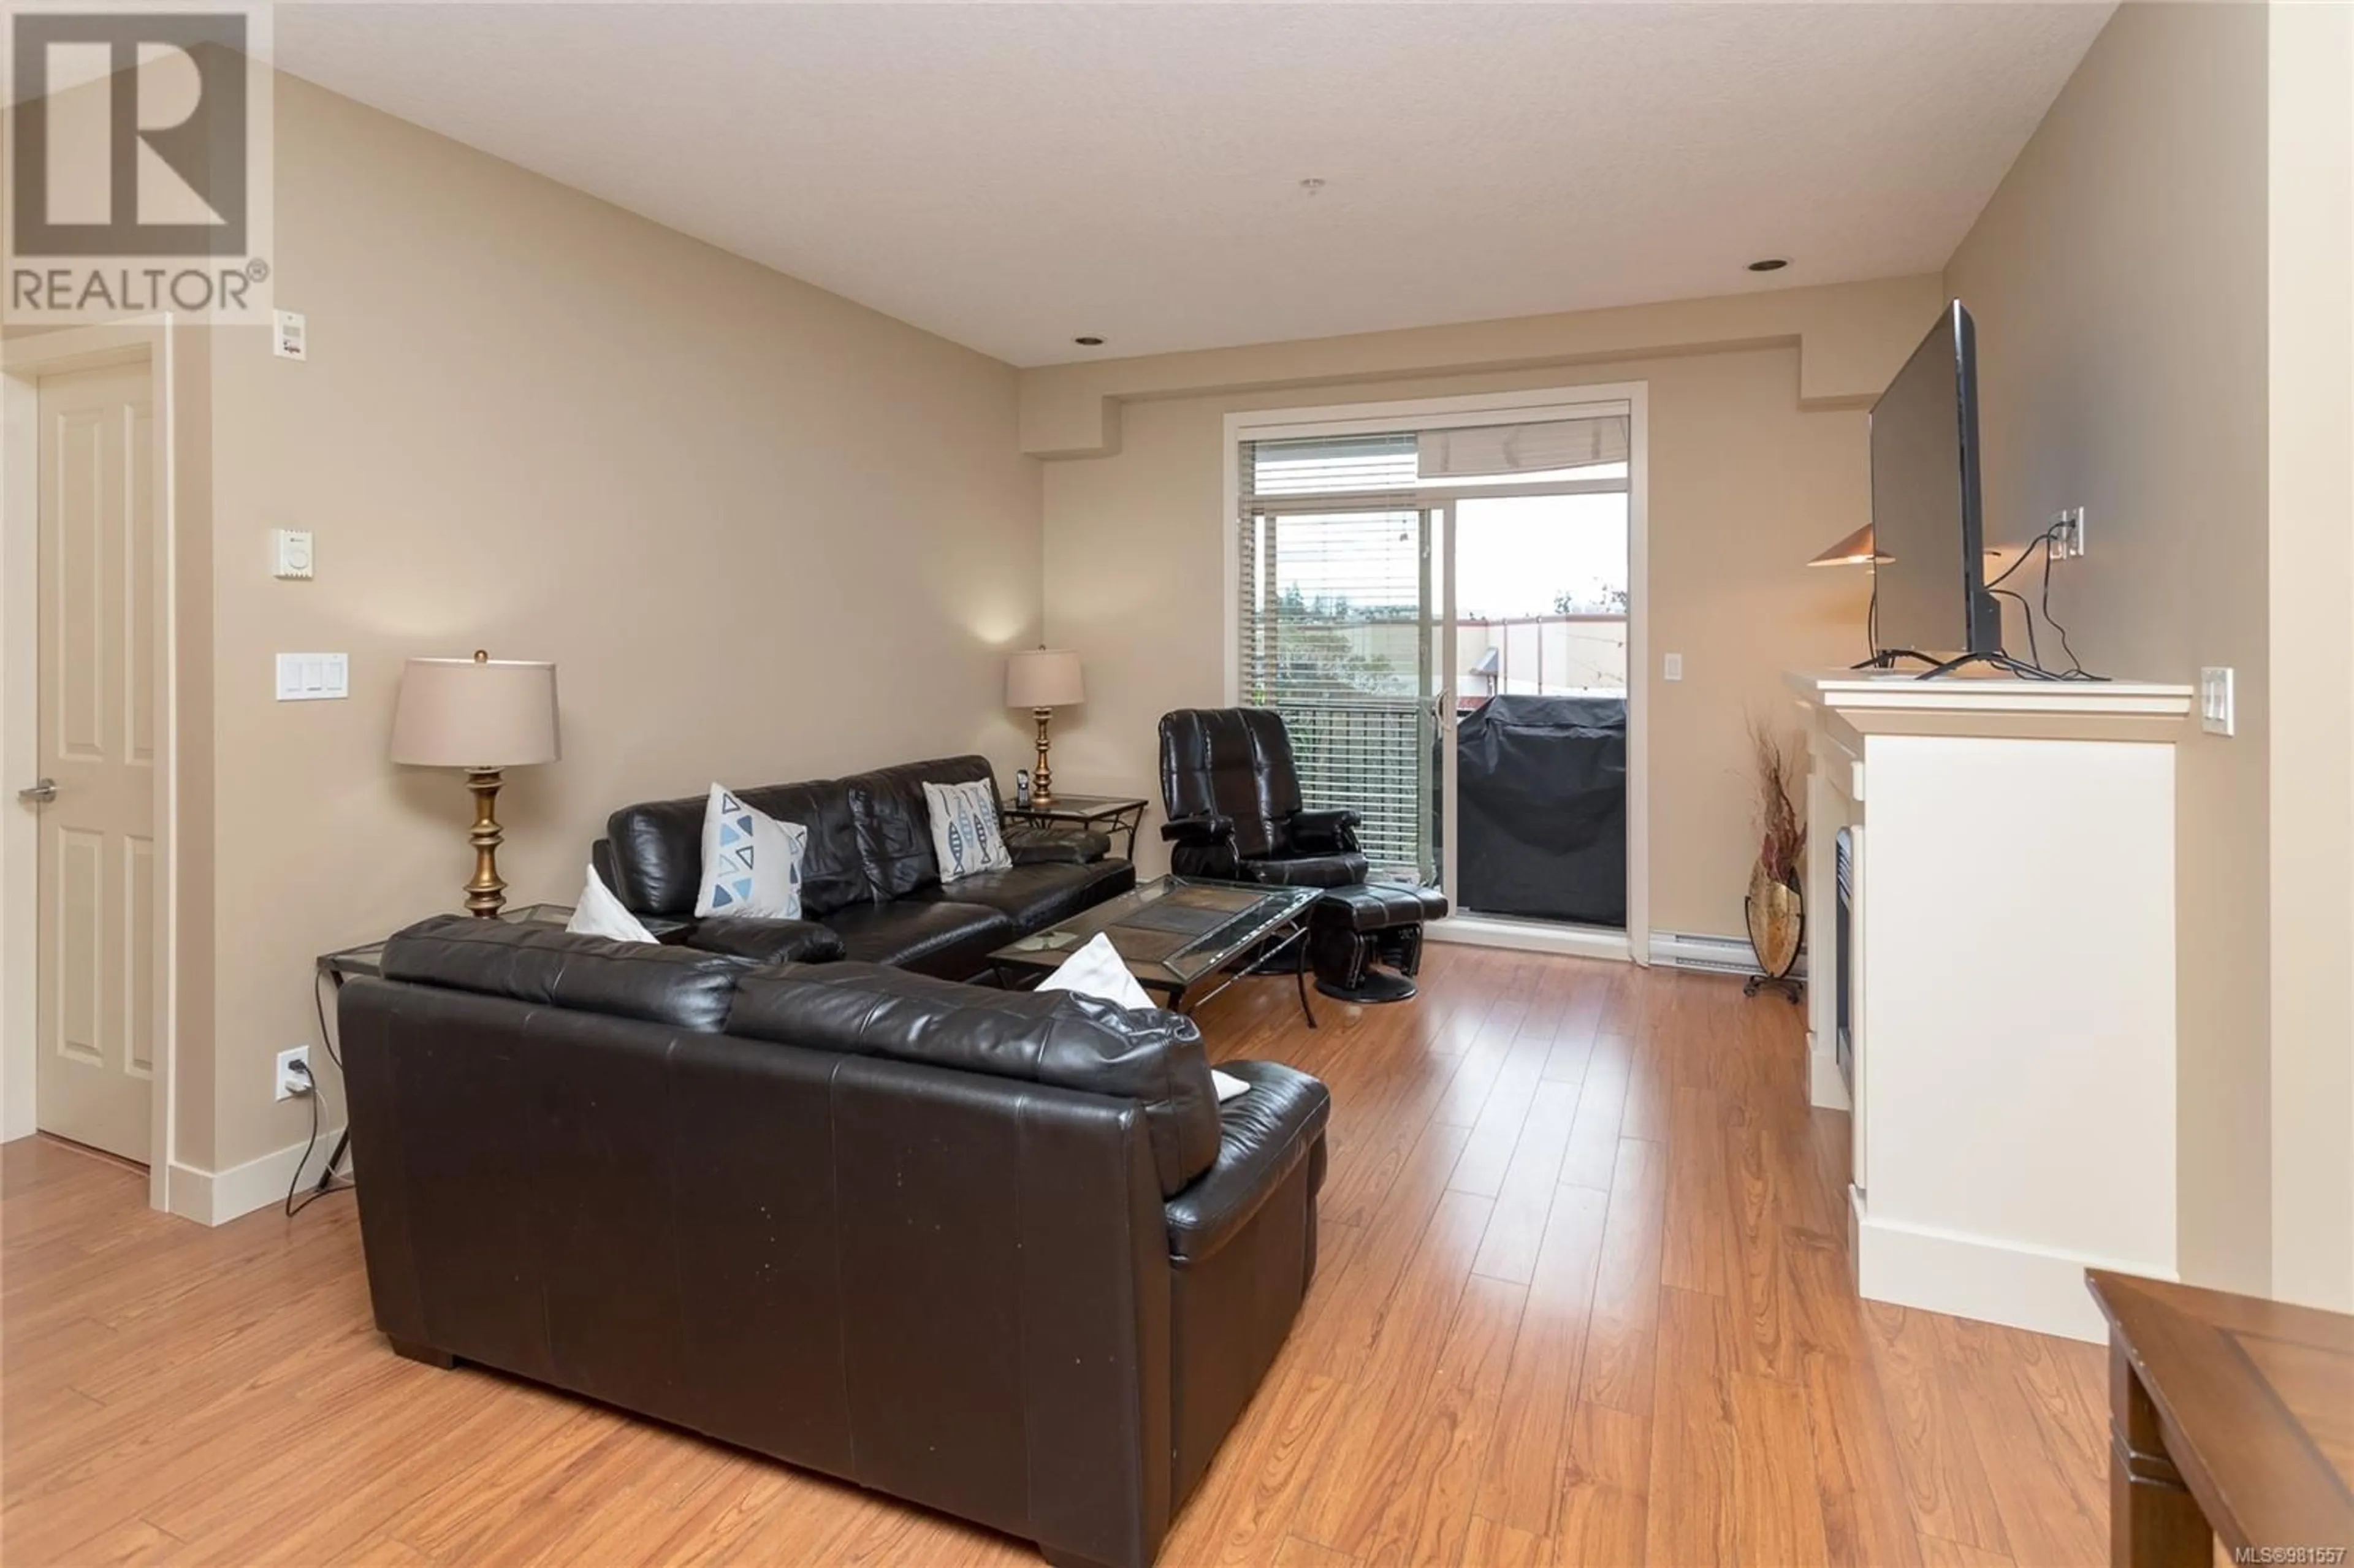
[1235,401,1635,929]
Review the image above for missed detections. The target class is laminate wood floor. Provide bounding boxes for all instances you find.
[1,945,2109,1567]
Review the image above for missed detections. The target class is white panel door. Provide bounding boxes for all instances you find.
[34,360,156,1163]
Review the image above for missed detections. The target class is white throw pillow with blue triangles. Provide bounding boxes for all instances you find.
[693,784,807,919]
[922,778,1012,883]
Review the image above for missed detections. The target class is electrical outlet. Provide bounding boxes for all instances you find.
[275,1045,313,1101]
[1663,652,1684,682]
[2048,506,2088,559]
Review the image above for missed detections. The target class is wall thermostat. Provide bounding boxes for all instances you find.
[272,528,314,580]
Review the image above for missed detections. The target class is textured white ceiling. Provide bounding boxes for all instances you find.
[277,2,2114,367]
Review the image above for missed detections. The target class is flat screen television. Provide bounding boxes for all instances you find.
[1870,301,2000,661]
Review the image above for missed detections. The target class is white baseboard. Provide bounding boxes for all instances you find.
[1854,1203,2173,1343]
[166,1127,345,1226]
[1427,913,1631,962]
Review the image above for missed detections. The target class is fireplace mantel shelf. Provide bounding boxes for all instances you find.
[1785,669,2193,715]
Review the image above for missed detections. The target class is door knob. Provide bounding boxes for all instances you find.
[17,778,55,804]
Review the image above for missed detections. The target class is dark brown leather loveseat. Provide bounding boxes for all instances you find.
[593,753,1134,980]
[339,915,1330,1568]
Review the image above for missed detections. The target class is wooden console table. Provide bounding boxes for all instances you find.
[2088,1269,2354,1567]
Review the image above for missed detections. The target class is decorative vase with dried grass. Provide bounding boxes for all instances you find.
[1743,718,1807,1002]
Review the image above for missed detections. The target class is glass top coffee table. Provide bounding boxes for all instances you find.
[989,875,1322,1027]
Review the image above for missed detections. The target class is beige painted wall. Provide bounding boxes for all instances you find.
[1945,1,2277,1295]
[1040,338,1891,940]
[199,74,1042,1176]
[2264,1,2354,1312]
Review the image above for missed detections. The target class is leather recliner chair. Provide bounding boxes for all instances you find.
[1156,709,1369,888]
[1157,708,1449,1005]
[340,915,1330,1568]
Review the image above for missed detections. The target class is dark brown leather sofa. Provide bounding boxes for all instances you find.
[340,915,1330,1568]
[593,755,1135,980]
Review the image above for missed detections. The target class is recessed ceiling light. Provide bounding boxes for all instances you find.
[1073,335,1105,346]
[1748,257,1790,273]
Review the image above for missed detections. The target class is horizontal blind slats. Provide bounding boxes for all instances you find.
[1236,463,1429,875]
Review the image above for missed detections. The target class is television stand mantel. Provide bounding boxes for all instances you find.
[1785,670,2193,1342]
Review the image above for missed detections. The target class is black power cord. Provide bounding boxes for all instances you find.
[1965,520,2105,682]
[283,973,354,1219]
[1984,520,2067,593]
[2040,538,2090,677]
[312,968,349,1184]
[1990,587,2040,669]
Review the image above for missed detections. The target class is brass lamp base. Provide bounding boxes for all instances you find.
[1030,706,1057,805]
[464,767,508,918]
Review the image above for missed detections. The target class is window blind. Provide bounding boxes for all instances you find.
[1241,432,1417,503]
[1240,415,1627,511]
[1236,451,1431,873]
[1417,415,1629,480]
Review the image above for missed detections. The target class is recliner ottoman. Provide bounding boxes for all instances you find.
[1308,883,1449,1003]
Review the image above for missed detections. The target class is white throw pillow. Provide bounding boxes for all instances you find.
[1036,932,1152,1010]
[923,778,1011,882]
[1037,934,1251,1103]
[566,866,658,944]
[694,784,807,919]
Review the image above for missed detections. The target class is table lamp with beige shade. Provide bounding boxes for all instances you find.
[389,651,560,918]
[1005,647,1083,805]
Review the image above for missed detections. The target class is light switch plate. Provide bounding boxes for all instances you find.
[271,528,313,579]
[1663,652,1684,682]
[275,652,348,701]
[272,309,307,361]
[2199,666,2234,736]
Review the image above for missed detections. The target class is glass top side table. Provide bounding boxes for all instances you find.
[311,902,587,1200]
[318,902,582,983]
[1001,793,1149,861]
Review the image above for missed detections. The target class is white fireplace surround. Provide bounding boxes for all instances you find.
[1786,671,2194,1342]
